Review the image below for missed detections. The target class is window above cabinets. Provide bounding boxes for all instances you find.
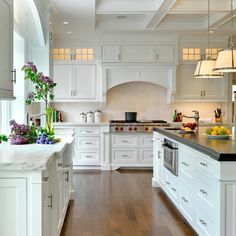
[52,47,95,62]
[180,46,223,64]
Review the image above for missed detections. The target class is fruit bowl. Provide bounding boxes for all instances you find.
[205,126,230,139]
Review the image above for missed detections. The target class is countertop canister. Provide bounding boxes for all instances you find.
[94,110,102,123]
[86,111,94,123]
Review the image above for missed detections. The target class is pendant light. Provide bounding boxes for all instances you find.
[213,0,236,73]
[194,0,224,79]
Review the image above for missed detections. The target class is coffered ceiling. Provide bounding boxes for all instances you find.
[52,0,236,39]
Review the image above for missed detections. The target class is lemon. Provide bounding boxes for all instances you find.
[213,126,220,132]
[225,129,230,135]
[211,130,218,135]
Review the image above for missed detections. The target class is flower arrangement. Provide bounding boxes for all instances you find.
[9,120,38,145]
[22,62,57,134]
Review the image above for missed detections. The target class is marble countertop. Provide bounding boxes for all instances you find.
[54,122,110,126]
[0,136,74,171]
[154,127,236,161]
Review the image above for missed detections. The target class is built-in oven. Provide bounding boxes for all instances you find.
[162,138,178,176]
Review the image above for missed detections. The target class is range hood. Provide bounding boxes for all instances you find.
[102,65,176,103]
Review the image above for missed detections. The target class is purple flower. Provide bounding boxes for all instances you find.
[25,62,37,72]
[9,120,16,126]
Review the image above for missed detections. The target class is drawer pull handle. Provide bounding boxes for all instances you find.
[172,187,176,192]
[65,170,69,182]
[86,131,93,133]
[181,161,189,167]
[122,155,129,157]
[48,194,53,209]
[166,181,170,185]
[200,162,208,167]
[157,151,161,159]
[85,155,93,158]
[181,196,188,203]
[200,189,207,195]
[85,142,93,145]
[122,140,128,143]
[199,219,207,226]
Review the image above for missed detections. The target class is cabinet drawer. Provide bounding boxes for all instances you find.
[179,149,195,182]
[179,183,195,225]
[77,128,100,136]
[196,175,218,212]
[196,208,216,236]
[74,151,100,164]
[139,149,153,163]
[77,137,100,149]
[112,149,138,163]
[197,153,218,177]
[112,135,137,147]
[140,135,153,147]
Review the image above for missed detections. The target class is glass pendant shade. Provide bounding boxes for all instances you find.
[213,48,236,72]
[194,59,224,78]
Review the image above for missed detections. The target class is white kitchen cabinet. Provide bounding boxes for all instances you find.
[74,126,102,166]
[53,63,97,101]
[122,45,155,63]
[111,133,153,169]
[101,44,175,64]
[0,0,14,99]
[178,64,227,101]
[0,179,27,236]
[102,45,121,62]
[155,45,175,63]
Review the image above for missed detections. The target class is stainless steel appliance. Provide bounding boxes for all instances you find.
[163,138,178,176]
[110,120,170,133]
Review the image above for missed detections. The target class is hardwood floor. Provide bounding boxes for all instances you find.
[60,169,197,236]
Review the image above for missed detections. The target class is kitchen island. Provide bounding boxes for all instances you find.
[152,127,236,236]
[0,137,74,236]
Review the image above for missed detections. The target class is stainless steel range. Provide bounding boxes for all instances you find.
[110,120,170,133]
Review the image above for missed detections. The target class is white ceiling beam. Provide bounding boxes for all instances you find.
[145,0,177,29]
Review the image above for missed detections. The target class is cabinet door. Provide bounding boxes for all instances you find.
[203,78,227,100]
[74,64,97,99]
[0,0,13,99]
[122,45,155,62]
[53,64,73,99]
[0,178,27,236]
[155,45,174,63]
[102,45,121,62]
[178,64,203,100]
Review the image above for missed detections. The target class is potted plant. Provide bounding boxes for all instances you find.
[22,62,57,134]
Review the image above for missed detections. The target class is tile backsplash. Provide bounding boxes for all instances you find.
[53,82,227,123]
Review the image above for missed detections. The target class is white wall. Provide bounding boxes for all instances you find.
[53,82,226,123]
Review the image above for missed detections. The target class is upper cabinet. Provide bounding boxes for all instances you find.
[53,62,98,102]
[101,44,175,63]
[102,45,121,63]
[0,0,14,99]
[177,64,228,101]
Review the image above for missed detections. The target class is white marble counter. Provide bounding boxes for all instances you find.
[0,136,74,171]
[54,122,109,126]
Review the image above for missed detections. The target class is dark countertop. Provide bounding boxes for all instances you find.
[153,127,236,161]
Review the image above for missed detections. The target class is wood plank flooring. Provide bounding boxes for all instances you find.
[60,169,197,236]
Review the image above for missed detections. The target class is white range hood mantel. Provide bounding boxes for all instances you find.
[102,65,176,103]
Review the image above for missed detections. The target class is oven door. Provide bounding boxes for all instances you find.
[162,144,178,176]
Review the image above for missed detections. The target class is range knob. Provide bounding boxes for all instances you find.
[115,127,119,131]
[129,127,132,131]
[120,127,123,131]
[145,127,149,131]
[133,127,137,131]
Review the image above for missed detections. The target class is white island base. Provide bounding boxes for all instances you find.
[153,131,236,236]
[0,138,74,236]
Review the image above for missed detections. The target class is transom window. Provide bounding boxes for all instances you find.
[52,48,94,61]
[205,48,222,60]
[182,48,201,61]
[52,48,71,60]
